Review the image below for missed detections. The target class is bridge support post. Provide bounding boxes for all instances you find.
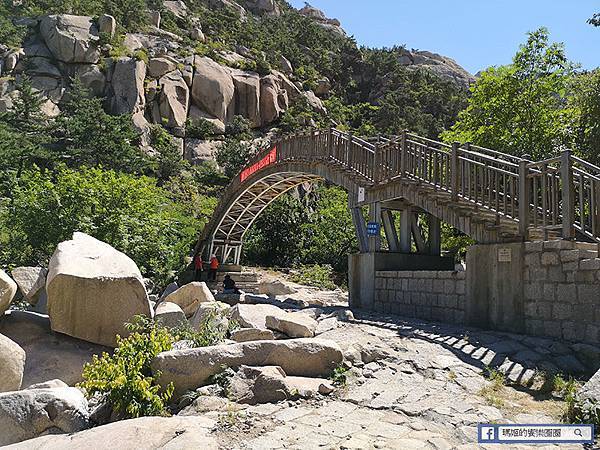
[561,150,575,240]
[427,215,441,256]
[399,207,412,253]
[381,209,400,252]
[351,207,369,253]
[518,157,530,240]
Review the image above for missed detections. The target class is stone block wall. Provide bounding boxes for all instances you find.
[522,240,600,344]
[374,270,466,324]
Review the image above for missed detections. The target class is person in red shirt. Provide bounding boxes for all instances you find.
[209,254,219,281]
[193,253,204,281]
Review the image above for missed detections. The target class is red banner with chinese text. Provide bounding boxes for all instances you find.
[240,147,277,182]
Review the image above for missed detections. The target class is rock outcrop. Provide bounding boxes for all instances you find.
[152,338,343,394]
[10,267,47,305]
[109,58,146,115]
[4,416,218,449]
[0,334,25,393]
[396,48,475,88]
[231,327,275,342]
[0,385,90,446]
[39,15,100,64]
[154,302,187,329]
[46,232,152,347]
[192,56,235,124]
[158,70,189,128]
[229,303,287,330]
[163,281,215,317]
[266,312,318,338]
[0,270,17,316]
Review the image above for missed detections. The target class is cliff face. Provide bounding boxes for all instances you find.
[0,0,473,163]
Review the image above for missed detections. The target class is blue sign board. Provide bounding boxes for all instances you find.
[366,222,381,236]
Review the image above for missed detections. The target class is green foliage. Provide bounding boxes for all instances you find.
[290,264,336,290]
[279,97,326,133]
[570,70,600,164]
[186,118,219,140]
[173,309,237,348]
[225,115,252,139]
[589,13,600,27]
[443,28,578,159]
[215,140,253,178]
[79,316,175,419]
[149,125,187,183]
[0,165,209,285]
[329,364,349,386]
[0,2,26,48]
[209,366,236,395]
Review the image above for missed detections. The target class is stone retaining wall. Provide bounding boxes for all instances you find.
[374,270,466,324]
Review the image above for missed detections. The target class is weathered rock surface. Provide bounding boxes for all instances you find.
[0,311,107,387]
[0,269,17,315]
[97,14,116,39]
[183,138,221,165]
[152,339,343,394]
[40,15,100,63]
[189,301,229,330]
[580,369,600,402]
[231,327,275,343]
[398,48,475,88]
[0,386,89,446]
[155,302,186,329]
[192,56,234,123]
[10,267,47,305]
[257,279,295,297]
[4,416,217,449]
[259,74,284,125]
[229,303,287,330]
[285,375,335,397]
[109,57,146,115]
[159,71,189,128]
[266,312,317,338]
[231,69,261,127]
[229,365,289,404]
[0,334,25,393]
[46,232,152,347]
[148,56,177,79]
[163,282,215,318]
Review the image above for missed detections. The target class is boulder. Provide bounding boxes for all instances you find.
[231,69,261,127]
[46,232,152,347]
[285,376,335,397]
[279,55,293,74]
[239,0,280,16]
[314,78,331,97]
[229,365,289,404]
[149,10,161,28]
[0,311,107,387]
[10,267,47,305]
[189,301,229,330]
[260,74,284,125]
[231,328,274,343]
[229,303,287,330]
[257,279,295,297]
[184,138,221,165]
[152,338,343,394]
[163,282,215,318]
[190,27,205,42]
[97,14,116,39]
[155,302,186,329]
[188,105,226,133]
[191,56,234,123]
[163,0,189,19]
[4,416,218,450]
[75,64,106,97]
[27,379,69,390]
[159,281,179,302]
[0,334,25,393]
[0,386,89,446]
[109,57,146,115]
[581,369,600,403]
[303,89,325,112]
[266,312,317,338]
[0,269,17,316]
[159,71,189,128]
[148,56,177,78]
[40,15,100,64]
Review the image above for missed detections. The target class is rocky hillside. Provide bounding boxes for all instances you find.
[0,0,473,165]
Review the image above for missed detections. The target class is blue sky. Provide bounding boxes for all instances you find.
[288,0,600,74]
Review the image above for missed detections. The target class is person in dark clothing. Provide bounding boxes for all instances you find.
[223,275,241,294]
[193,253,204,281]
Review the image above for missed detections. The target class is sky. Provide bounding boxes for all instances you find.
[288,0,600,74]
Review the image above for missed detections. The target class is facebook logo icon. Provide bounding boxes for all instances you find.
[479,425,497,442]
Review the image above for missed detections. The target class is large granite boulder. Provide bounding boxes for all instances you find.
[260,74,285,126]
[109,57,146,115]
[0,385,90,446]
[229,303,287,330]
[266,312,317,338]
[0,334,25,393]
[10,267,47,305]
[159,71,189,128]
[0,269,17,316]
[229,365,289,404]
[231,69,261,127]
[4,416,218,449]
[184,138,221,165]
[163,282,215,318]
[192,56,234,123]
[147,56,177,79]
[189,301,229,330]
[0,311,107,387]
[40,15,100,63]
[46,232,152,347]
[152,338,343,394]
[231,327,274,343]
[580,369,600,403]
[154,302,186,329]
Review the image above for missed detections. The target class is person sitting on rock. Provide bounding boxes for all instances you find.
[222,275,241,294]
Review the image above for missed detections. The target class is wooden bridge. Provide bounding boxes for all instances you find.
[197,128,600,265]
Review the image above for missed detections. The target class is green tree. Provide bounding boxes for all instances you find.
[589,13,600,26]
[442,28,578,159]
[54,79,146,173]
[1,165,212,285]
[216,140,253,179]
[571,70,600,164]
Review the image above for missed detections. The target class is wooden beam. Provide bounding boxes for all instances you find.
[411,213,427,254]
[400,207,412,253]
[351,207,369,253]
[381,209,400,252]
[427,214,441,256]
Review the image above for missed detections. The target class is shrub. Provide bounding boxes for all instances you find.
[225,115,252,139]
[79,316,175,419]
[186,118,219,140]
[290,264,336,290]
[173,309,238,348]
[216,139,253,179]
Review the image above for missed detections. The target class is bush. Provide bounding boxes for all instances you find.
[290,264,336,290]
[225,115,252,139]
[173,309,238,347]
[215,139,253,179]
[79,316,175,419]
[186,118,219,140]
